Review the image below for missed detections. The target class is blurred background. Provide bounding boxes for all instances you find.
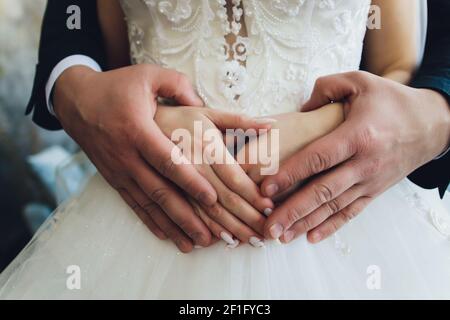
[0,0,94,272]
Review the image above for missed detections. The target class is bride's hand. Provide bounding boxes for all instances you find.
[238,104,345,200]
[155,106,275,247]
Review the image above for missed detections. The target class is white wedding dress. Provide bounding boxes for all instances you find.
[1,0,450,299]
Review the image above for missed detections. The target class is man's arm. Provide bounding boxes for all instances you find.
[259,0,450,243]
[408,0,450,197]
[26,0,106,130]
[25,0,217,252]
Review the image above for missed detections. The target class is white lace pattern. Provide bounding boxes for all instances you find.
[120,0,371,116]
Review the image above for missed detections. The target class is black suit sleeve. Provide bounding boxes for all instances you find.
[408,0,450,197]
[26,0,106,130]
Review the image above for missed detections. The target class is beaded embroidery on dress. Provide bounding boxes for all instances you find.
[121,0,370,116]
[1,0,450,299]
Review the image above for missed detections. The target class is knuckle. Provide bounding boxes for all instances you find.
[329,218,341,233]
[350,71,372,90]
[308,152,331,174]
[300,217,314,232]
[368,157,382,176]
[313,183,334,204]
[280,169,300,189]
[341,201,364,222]
[287,207,303,225]
[358,126,382,152]
[229,174,243,189]
[359,157,382,179]
[129,202,140,211]
[157,155,176,178]
[223,192,241,208]
[341,208,356,222]
[142,201,159,215]
[149,187,171,207]
[325,198,341,216]
[208,204,224,221]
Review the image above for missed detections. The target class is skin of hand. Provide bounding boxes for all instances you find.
[260,71,450,244]
[154,106,274,246]
[52,63,269,253]
[238,104,345,189]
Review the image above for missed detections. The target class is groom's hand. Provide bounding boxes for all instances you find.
[261,71,450,243]
[53,64,218,252]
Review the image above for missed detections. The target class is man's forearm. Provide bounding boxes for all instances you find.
[408,89,450,196]
[407,0,450,195]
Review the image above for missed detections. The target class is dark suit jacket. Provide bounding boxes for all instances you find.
[25,0,106,130]
[409,0,450,197]
[26,0,449,195]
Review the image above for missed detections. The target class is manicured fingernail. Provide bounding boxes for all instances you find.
[269,224,283,239]
[226,239,240,249]
[220,232,236,246]
[311,232,322,243]
[249,237,265,248]
[199,192,216,206]
[263,208,273,216]
[283,231,295,243]
[265,184,279,197]
[255,118,277,124]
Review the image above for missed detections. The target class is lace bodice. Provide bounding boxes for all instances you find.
[120,0,371,116]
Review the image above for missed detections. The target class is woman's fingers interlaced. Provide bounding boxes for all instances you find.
[207,136,272,216]
[201,201,264,247]
[188,198,240,248]
[200,163,266,239]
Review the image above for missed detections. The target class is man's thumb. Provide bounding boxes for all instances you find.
[301,73,357,112]
[154,67,204,106]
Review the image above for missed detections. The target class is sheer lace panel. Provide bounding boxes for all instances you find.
[120,0,371,116]
[223,0,248,101]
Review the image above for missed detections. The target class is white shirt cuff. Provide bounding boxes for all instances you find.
[436,147,450,160]
[45,55,102,116]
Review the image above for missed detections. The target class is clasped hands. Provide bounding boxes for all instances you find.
[54,64,450,253]
[153,103,344,250]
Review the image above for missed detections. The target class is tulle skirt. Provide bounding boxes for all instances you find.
[1,173,449,299]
